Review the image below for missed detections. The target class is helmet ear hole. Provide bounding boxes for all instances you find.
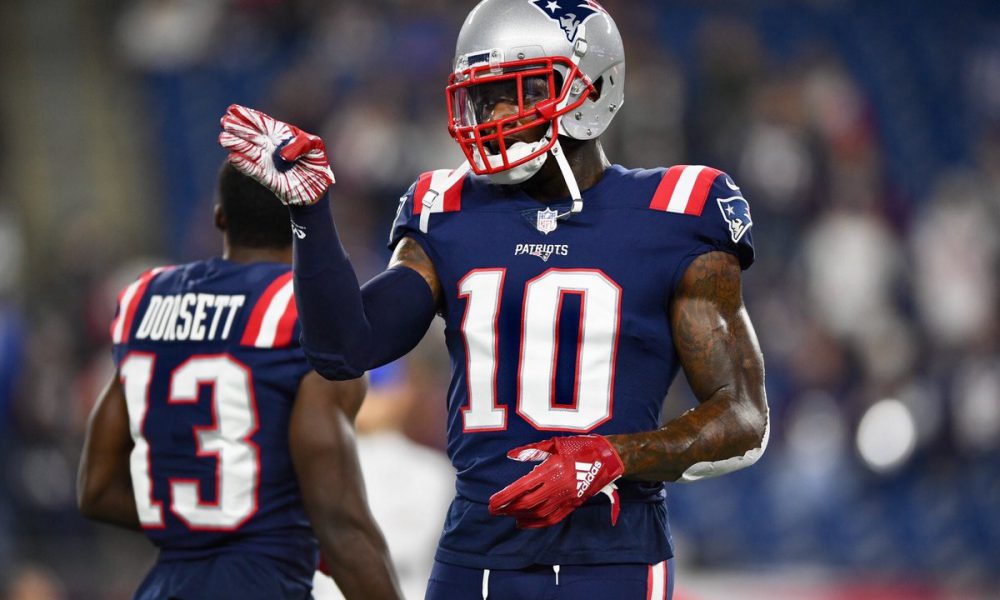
[589,76,604,102]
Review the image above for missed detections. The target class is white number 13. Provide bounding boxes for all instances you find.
[459,268,622,432]
[120,354,258,530]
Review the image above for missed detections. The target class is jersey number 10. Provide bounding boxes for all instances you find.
[459,268,622,433]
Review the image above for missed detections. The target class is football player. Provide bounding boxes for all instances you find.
[77,162,402,600]
[219,1,769,598]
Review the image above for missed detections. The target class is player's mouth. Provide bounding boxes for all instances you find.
[487,123,548,155]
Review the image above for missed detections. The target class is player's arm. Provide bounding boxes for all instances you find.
[219,105,438,381]
[289,372,403,600]
[77,373,141,530]
[387,236,443,304]
[289,203,441,383]
[607,250,768,482]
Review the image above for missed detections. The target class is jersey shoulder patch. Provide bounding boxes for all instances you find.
[648,165,724,216]
[239,270,297,349]
[109,266,175,344]
[716,193,753,244]
[389,168,468,250]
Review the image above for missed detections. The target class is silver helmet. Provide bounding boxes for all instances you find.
[446,0,626,184]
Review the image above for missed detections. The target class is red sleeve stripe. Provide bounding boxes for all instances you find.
[271,293,299,348]
[649,165,722,216]
[241,272,297,348]
[412,169,464,215]
[110,266,172,344]
[442,169,465,212]
[109,287,129,343]
[685,166,722,216]
[412,172,434,216]
[649,166,685,211]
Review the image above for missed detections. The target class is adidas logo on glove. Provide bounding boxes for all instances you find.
[489,435,625,528]
[575,461,603,497]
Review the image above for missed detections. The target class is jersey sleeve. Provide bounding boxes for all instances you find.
[238,274,313,384]
[237,270,301,350]
[648,166,755,291]
[698,170,754,268]
[108,266,171,367]
[387,178,426,252]
[387,169,467,262]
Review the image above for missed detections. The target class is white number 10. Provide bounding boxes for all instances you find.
[458,268,622,432]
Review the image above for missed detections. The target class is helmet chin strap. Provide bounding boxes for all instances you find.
[549,139,584,218]
[482,139,550,185]
[550,22,588,220]
[487,127,584,219]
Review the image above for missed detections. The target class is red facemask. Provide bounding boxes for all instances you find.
[447,56,595,176]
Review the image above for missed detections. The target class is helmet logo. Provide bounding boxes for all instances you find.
[530,1,606,42]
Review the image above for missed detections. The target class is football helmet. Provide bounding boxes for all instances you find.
[447,0,625,184]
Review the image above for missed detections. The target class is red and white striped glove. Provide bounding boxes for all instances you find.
[218,104,334,206]
[488,435,624,529]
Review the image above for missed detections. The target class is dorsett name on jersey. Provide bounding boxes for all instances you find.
[111,265,300,350]
[135,293,246,342]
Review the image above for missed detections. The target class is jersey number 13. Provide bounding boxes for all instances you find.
[120,353,258,530]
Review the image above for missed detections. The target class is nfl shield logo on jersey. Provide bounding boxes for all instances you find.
[718,196,753,243]
[536,208,559,234]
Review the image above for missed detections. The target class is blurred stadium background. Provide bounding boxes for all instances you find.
[1,0,998,598]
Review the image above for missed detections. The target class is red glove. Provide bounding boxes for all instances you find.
[218,104,334,206]
[488,435,624,529]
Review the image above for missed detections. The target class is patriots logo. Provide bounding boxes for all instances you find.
[530,0,606,42]
[718,196,753,243]
[529,247,555,261]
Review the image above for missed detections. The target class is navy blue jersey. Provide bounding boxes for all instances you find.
[110,257,316,581]
[389,164,754,569]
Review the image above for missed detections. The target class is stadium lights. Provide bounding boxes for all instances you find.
[855,398,917,474]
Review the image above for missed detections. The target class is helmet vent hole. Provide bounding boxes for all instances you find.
[589,76,604,101]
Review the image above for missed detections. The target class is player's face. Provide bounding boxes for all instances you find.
[465,75,551,149]
[468,76,549,124]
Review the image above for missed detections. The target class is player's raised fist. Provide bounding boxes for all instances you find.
[219,104,334,206]
[488,435,624,529]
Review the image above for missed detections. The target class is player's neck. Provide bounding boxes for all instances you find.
[224,244,292,265]
[518,139,609,203]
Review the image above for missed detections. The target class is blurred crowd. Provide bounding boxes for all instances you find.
[0,0,998,598]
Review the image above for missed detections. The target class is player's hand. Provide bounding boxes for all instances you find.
[218,104,334,206]
[488,435,624,529]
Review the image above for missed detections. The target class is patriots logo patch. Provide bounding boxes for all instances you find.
[718,196,753,243]
[530,0,606,42]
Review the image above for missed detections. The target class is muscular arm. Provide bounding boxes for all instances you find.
[289,198,439,380]
[607,251,768,482]
[77,374,141,530]
[290,372,402,600]
[388,237,443,306]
